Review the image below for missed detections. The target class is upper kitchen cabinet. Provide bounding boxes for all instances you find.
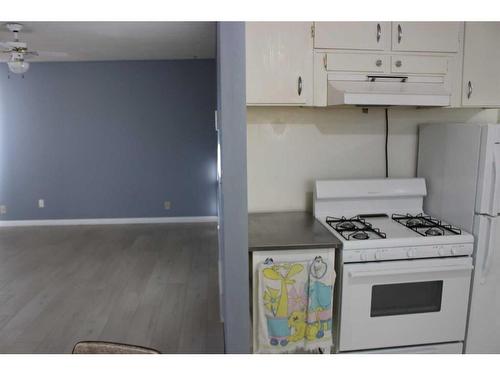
[246,22,313,106]
[314,22,390,51]
[462,22,500,107]
[314,22,460,53]
[391,22,461,53]
[312,22,464,108]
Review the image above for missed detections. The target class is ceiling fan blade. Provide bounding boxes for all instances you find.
[35,50,69,58]
[0,42,11,48]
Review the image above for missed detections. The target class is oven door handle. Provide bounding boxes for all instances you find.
[348,264,473,279]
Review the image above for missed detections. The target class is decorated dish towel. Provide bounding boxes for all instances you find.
[304,255,335,351]
[256,254,335,354]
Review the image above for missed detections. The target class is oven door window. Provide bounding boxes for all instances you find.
[370,280,443,317]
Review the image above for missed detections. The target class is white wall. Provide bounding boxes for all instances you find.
[247,107,500,212]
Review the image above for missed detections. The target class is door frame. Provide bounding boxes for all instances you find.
[216,22,251,354]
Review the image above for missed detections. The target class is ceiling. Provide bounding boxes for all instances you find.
[0,22,216,62]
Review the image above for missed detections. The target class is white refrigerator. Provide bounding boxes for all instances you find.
[418,123,500,353]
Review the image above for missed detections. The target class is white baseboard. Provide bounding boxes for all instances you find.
[0,216,218,227]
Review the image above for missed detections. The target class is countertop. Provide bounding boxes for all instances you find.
[248,211,341,252]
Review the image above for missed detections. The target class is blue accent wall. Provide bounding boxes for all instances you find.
[0,59,217,220]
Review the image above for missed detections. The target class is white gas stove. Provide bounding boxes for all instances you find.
[318,214,473,262]
[314,178,474,262]
[313,178,474,353]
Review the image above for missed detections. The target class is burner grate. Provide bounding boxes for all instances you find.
[326,216,386,241]
[392,213,462,237]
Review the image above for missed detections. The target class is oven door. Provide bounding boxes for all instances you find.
[339,256,472,352]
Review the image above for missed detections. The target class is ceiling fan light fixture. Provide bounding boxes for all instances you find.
[7,59,29,74]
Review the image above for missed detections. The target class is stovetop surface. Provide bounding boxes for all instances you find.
[319,212,474,250]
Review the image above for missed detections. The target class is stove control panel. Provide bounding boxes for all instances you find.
[343,243,473,263]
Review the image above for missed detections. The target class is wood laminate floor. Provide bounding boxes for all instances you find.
[0,223,224,354]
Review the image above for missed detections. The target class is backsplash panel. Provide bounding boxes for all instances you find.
[247,107,499,212]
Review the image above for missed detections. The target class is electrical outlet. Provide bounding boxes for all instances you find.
[0,205,6,215]
[164,201,171,210]
[38,199,45,208]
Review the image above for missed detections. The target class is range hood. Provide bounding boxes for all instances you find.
[327,75,451,107]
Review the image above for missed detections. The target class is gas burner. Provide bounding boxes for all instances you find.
[337,221,356,230]
[425,228,443,236]
[406,218,424,227]
[326,216,386,241]
[350,231,369,240]
[392,213,461,237]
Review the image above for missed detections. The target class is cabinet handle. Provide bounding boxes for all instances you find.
[298,76,302,96]
[467,81,473,99]
[395,60,402,68]
[376,23,381,43]
[367,75,408,83]
[375,59,382,67]
[397,24,403,44]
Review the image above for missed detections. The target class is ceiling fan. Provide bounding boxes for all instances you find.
[0,23,68,75]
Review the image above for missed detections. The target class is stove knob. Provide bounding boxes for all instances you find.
[438,248,446,256]
[374,251,382,260]
[360,253,368,261]
[407,249,415,258]
[451,248,457,256]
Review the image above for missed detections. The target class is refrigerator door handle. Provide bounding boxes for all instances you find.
[490,146,500,215]
[481,216,496,284]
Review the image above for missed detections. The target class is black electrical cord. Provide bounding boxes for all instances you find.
[385,108,389,178]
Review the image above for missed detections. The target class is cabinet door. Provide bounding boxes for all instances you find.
[462,22,500,107]
[246,22,313,105]
[392,22,460,52]
[314,22,389,50]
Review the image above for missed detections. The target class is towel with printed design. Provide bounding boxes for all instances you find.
[255,254,335,354]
